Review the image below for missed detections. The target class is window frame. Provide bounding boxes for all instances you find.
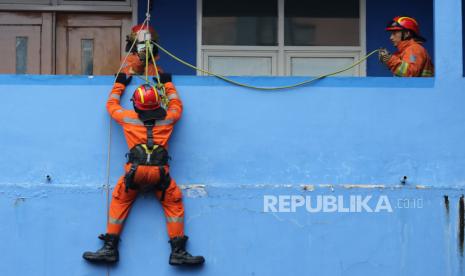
[203,48,279,76]
[197,0,367,76]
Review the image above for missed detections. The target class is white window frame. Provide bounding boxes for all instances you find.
[285,47,362,76]
[58,0,131,6]
[197,0,367,76]
[203,48,279,76]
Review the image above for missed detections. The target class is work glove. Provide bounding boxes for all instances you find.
[154,73,172,84]
[115,73,132,86]
[378,48,392,64]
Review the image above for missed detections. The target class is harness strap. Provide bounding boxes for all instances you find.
[145,122,155,149]
[158,166,171,201]
[124,163,138,193]
[124,119,170,201]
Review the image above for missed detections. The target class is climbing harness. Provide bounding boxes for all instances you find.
[124,120,171,200]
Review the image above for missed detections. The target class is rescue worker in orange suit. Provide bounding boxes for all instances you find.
[83,73,205,266]
[379,16,434,77]
[122,24,164,76]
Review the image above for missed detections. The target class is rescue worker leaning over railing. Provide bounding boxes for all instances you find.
[379,16,434,77]
[82,73,205,266]
[121,24,164,76]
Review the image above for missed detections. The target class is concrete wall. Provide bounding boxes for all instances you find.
[0,0,464,275]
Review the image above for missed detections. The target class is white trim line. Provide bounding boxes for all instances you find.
[131,0,138,25]
[0,4,132,12]
[196,0,202,76]
[359,0,367,76]
[58,0,131,6]
[277,0,285,76]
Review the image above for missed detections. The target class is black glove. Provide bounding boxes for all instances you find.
[155,73,172,84]
[378,48,392,64]
[115,73,132,86]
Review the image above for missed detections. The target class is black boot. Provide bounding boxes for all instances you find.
[169,236,205,266]
[83,234,119,263]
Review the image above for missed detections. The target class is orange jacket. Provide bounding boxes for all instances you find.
[386,39,434,77]
[106,82,182,150]
[121,53,164,76]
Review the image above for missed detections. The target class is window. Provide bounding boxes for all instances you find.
[202,0,278,46]
[199,0,364,76]
[15,37,28,74]
[284,0,359,46]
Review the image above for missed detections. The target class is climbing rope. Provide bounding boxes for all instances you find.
[105,15,151,226]
[154,41,380,90]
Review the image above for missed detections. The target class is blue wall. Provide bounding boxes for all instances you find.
[0,0,464,275]
[139,0,197,75]
[366,0,434,76]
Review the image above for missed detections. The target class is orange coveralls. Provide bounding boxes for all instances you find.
[121,53,164,76]
[386,39,434,77]
[106,81,184,238]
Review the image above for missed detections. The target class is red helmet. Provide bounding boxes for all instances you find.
[132,84,161,110]
[130,24,158,42]
[386,16,420,36]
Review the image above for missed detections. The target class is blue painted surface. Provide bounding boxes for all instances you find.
[1,0,464,275]
[138,0,197,75]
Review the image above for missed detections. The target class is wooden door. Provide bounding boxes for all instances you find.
[56,14,131,75]
[0,12,53,74]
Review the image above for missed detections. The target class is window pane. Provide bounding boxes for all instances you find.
[208,56,272,76]
[202,0,278,46]
[290,57,356,76]
[81,39,94,75]
[285,0,359,46]
[16,37,28,74]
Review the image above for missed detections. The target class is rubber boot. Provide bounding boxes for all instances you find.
[169,236,205,266]
[83,234,119,263]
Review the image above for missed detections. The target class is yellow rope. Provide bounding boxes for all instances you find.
[106,16,149,227]
[148,43,170,108]
[154,41,380,91]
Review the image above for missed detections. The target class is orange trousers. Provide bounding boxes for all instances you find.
[107,164,184,239]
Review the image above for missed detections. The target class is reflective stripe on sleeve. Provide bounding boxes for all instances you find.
[395,62,409,76]
[109,217,125,225]
[421,70,433,77]
[123,117,144,126]
[166,217,184,223]
[122,117,173,126]
[168,93,179,100]
[156,119,174,126]
[110,94,121,100]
